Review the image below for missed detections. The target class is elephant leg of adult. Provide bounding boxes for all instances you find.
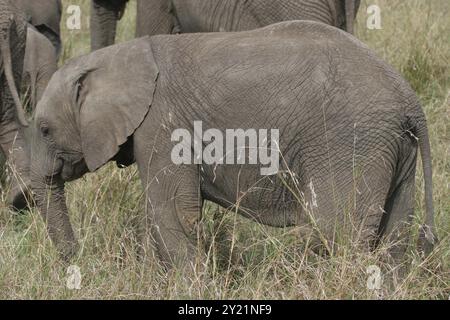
[135,134,203,272]
[0,116,30,210]
[90,0,127,51]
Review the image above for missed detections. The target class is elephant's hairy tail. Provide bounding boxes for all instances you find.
[0,20,29,127]
[414,112,438,256]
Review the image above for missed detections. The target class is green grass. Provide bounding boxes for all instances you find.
[0,0,449,299]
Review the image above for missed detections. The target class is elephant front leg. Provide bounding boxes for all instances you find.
[138,154,203,272]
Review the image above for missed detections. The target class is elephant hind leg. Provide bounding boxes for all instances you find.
[379,141,418,265]
[291,175,387,255]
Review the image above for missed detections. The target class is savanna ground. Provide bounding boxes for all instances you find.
[0,0,449,299]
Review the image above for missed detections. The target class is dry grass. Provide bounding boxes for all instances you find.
[0,0,448,299]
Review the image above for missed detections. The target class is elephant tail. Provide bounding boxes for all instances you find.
[345,0,360,34]
[413,112,438,256]
[0,21,29,127]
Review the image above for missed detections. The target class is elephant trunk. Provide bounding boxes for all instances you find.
[31,165,78,261]
[0,21,29,127]
[90,0,127,51]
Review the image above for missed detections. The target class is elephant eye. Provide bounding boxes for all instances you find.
[40,125,50,137]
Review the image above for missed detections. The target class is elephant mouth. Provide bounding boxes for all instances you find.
[46,153,87,183]
[60,156,88,182]
[45,157,64,183]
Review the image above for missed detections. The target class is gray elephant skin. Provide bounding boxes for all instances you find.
[0,0,32,210]
[16,0,62,58]
[16,0,62,112]
[31,21,436,268]
[91,0,360,50]
[22,26,58,112]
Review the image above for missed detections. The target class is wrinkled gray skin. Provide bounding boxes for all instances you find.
[33,22,436,267]
[2,0,61,210]
[16,0,62,58]
[91,0,360,51]
[22,26,58,112]
[0,0,31,210]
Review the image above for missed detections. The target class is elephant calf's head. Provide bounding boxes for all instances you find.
[31,37,159,259]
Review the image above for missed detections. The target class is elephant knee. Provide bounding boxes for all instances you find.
[177,199,203,239]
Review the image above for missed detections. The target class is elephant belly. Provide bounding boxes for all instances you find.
[200,164,303,227]
[173,0,259,32]
[173,0,336,33]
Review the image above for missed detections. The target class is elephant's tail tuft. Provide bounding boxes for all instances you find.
[410,108,438,256]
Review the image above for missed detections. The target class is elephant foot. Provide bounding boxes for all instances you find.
[58,241,80,263]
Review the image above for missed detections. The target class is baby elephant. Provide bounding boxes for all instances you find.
[22,26,58,112]
[31,21,436,268]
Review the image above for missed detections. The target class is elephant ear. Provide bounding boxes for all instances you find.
[78,38,159,172]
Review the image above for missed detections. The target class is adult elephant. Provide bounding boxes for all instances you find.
[16,0,62,58]
[31,22,436,266]
[0,0,32,210]
[91,0,360,51]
